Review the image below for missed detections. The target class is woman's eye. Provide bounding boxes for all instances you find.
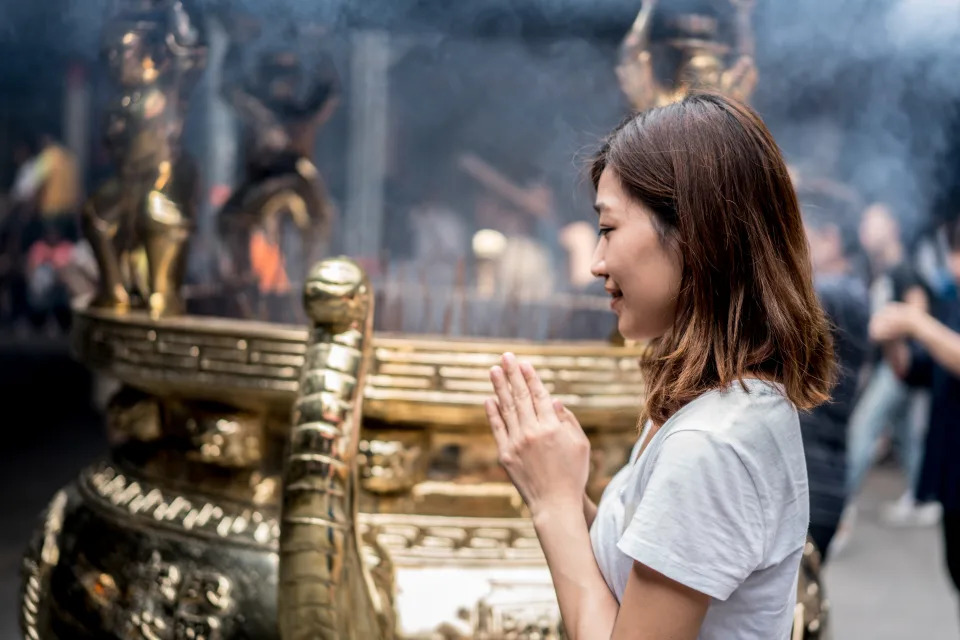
[598,227,613,238]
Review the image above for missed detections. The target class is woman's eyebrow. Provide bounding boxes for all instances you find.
[593,202,610,216]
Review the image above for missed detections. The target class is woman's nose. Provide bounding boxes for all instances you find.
[590,253,606,279]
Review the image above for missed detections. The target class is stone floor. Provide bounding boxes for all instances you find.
[825,468,960,639]
[0,337,958,638]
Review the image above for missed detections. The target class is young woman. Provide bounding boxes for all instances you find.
[484,93,835,640]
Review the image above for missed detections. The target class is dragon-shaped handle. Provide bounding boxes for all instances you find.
[278,256,388,639]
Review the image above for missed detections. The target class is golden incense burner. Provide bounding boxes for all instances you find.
[19,264,826,639]
[21,262,645,639]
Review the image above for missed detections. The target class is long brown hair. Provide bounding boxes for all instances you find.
[591,93,835,426]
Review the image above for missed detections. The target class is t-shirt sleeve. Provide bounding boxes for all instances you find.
[616,430,766,601]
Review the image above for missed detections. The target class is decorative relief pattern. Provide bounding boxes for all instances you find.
[20,559,43,640]
[359,513,544,566]
[79,464,543,565]
[80,465,281,549]
[122,551,235,640]
[69,463,819,639]
[365,346,644,414]
[75,310,646,426]
[77,311,305,395]
[471,581,563,639]
[20,490,67,640]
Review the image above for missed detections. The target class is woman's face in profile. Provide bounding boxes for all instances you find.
[591,167,682,341]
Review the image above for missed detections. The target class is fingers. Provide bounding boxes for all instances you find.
[489,353,565,439]
[520,360,555,420]
[485,398,510,452]
[489,365,520,436]
[499,352,538,429]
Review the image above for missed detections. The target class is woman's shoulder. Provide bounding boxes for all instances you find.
[649,380,806,524]
[661,379,800,456]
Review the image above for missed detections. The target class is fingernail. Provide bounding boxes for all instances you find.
[502,352,515,368]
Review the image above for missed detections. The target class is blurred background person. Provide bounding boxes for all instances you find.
[459,152,560,301]
[6,132,84,334]
[842,202,938,543]
[405,185,468,332]
[870,217,960,615]
[24,222,75,334]
[9,137,42,211]
[799,184,871,559]
[559,220,601,292]
[30,133,81,243]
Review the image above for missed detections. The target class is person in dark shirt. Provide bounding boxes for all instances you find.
[801,189,871,559]
[871,219,960,606]
[846,203,937,531]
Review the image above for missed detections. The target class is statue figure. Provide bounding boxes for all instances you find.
[216,15,339,310]
[617,0,757,111]
[82,0,207,317]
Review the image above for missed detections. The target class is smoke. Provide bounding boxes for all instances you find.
[0,0,110,54]
[3,0,959,301]
[382,34,622,209]
[753,0,960,237]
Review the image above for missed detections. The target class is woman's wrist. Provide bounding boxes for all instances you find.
[531,497,587,531]
[583,492,598,527]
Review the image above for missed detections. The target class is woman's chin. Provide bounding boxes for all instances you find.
[616,318,642,343]
[617,318,667,344]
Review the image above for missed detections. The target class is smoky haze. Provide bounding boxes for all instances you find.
[1,0,959,269]
[754,0,960,239]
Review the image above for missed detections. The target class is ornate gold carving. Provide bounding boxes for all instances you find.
[78,462,543,566]
[38,461,820,638]
[81,464,281,548]
[617,0,757,110]
[358,435,428,494]
[74,307,646,428]
[121,551,235,640]
[185,411,264,468]
[20,490,67,640]
[80,571,122,609]
[796,537,828,638]
[279,256,390,639]
[471,582,563,639]
[360,514,542,567]
[107,386,163,443]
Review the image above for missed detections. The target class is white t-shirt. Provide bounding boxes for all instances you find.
[589,379,808,640]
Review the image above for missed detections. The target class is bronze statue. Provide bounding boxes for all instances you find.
[82,0,207,317]
[216,15,338,311]
[617,0,757,110]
